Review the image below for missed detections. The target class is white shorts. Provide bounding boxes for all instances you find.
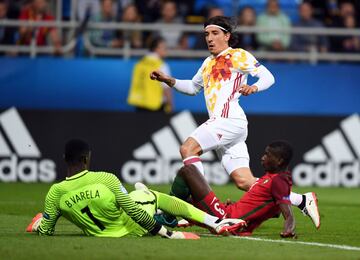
[190,117,250,175]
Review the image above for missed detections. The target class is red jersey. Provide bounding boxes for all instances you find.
[18,7,55,46]
[226,171,292,233]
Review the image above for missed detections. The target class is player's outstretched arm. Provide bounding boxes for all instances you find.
[34,184,61,236]
[279,203,297,238]
[150,70,202,96]
[150,70,176,87]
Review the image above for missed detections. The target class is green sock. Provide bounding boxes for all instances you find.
[170,174,190,200]
[152,190,207,224]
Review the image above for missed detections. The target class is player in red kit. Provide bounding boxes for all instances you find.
[178,140,303,237]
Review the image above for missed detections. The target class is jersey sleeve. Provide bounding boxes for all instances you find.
[234,49,261,77]
[191,65,204,90]
[173,61,205,95]
[103,174,161,235]
[38,184,62,236]
[271,176,291,205]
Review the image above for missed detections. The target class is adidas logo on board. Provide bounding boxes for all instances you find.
[120,111,229,185]
[0,108,56,182]
[293,114,360,187]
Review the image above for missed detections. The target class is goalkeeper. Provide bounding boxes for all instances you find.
[26,139,245,239]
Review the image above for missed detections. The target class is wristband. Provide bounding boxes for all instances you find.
[149,223,162,236]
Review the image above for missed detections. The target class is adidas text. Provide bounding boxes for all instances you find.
[293,160,359,187]
[0,108,57,183]
[0,155,56,182]
[121,158,229,185]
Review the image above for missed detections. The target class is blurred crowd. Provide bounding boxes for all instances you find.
[0,0,359,56]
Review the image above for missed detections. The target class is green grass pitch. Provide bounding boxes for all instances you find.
[1,183,359,259]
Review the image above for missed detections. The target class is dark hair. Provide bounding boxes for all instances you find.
[64,139,90,164]
[204,16,238,47]
[149,36,164,51]
[268,140,293,166]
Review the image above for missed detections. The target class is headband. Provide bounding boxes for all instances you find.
[205,24,229,32]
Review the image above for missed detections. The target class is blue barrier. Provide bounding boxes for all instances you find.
[0,57,359,115]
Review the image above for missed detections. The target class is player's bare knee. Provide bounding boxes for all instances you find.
[233,177,251,191]
[229,166,255,191]
[180,143,192,158]
[180,137,202,158]
[231,173,255,191]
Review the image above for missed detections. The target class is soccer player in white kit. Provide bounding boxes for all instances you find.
[150,16,320,229]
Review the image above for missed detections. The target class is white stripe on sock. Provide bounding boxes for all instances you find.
[290,192,303,206]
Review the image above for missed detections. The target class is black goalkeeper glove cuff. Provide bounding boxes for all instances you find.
[149,223,162,236]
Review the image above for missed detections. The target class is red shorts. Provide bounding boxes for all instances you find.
[224,201,281,234]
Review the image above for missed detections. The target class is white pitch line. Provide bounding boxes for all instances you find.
[234,236,360,251]
[203,234,360,252]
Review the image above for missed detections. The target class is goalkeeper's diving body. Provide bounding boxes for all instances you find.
[26,139,246,239]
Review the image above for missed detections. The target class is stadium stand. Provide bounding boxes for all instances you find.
[0,0,358,61]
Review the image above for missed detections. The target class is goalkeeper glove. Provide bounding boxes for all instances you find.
[26,213,43,232]
[157,226,199,240]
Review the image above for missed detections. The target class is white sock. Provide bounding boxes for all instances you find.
[203,213,219,229]
[183,156,205,176]
[192,161,204,176]
[290,192,303,206]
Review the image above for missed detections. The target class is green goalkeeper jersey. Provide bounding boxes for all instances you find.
[38,170,159,237]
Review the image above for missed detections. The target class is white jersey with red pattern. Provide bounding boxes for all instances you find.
[192,47,261,119]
